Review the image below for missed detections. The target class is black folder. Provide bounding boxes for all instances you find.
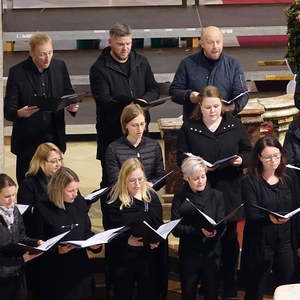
[30,93,82,112]
[152,171,174,191]
[134,96,172,109]
[131,219,181,244]
[250,203,300,219]
[183,198,244,232]
[84,187,112,203]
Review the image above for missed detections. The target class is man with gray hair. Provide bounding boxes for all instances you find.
[90,23,159,187]
[4,33,77,185]
[170,26,248,120]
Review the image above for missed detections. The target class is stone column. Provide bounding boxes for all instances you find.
[0,0,4,172]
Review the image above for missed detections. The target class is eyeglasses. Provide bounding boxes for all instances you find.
[128,177,145,184]
[261,154,281,161]
[46,158,63,164]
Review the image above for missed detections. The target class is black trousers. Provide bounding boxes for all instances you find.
[0,273,27,300]
[179,251,219,300]
[221,221,240,297]
[110,253,160,300]
[244,241,294,300]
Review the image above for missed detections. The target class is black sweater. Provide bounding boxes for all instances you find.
[171,183,225,255]
[105,136,165,187]
[177,112,252,215]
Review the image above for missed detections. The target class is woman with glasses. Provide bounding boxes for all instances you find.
[35,167,102,300]
[17,142,63,300]
[102,158,166,300]
[171,156,225,300]
[105,104,165,188]
[241,135,300,300]
[18,142,63,238]
[176,85,252,298]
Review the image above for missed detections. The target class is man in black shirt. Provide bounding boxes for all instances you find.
[4,33,78,184]
[89,23,159,187]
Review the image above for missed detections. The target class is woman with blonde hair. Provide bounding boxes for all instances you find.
[102,158,166,300]
[36,167,101,300]
[18,142,63,237]
[105,103,165,188]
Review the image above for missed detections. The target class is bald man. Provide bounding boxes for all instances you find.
[170,26,248,119]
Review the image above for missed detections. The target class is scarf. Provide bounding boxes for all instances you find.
[0,204,15,230]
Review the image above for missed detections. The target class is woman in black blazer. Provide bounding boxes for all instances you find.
[171,156,225,300]
[0,174,42,300]
[102,158,166,300]
[177,85,252,298]
[241,135,300,300]
[35,167,101,300]
[105,104,165,188]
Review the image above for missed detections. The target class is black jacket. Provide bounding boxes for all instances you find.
[35,196,97,300]
[0,206,37,278]
[17,170,50,238]
[4,57,74,157]
[169,50,248,119]
[283,118,300,167]
[171,183,225,256]
[105,136,165,186]
[177,112,252,215]
[241,172,300,272]
[89,47,159,159]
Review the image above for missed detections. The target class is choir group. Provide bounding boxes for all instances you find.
[1,23,300,300]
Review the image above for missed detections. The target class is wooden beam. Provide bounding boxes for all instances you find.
[257,60,286,66]
[265,75,293,80]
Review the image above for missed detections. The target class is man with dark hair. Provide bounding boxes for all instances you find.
[89,23,159,187]
[170,26,248,120]
[4,33,78,184]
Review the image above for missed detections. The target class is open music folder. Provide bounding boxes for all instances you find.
[84,187,111,203]
[131,219,182,244]
[60,226,127,248]
[185,153,238,168]
[184,198,244,232]
[250,203,300,219]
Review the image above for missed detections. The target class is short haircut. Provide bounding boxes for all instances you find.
[181,156,207,178]
[29,33,52,51]
[120,104,145,135]
[27,142,63,176]
[249,135,287,181]
[0,174,16,192]
[108,158,152,209]
[48,167,79,209]
[109,23,131,38]
[192,85,224,120]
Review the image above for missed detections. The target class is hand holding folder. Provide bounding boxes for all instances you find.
[11,230,71,254]
[60,226,127,248]
[30,93,82,112]
[134,96,172,109]
[184,198,244,232]
[131,219,181,244]
[250,203,300,219]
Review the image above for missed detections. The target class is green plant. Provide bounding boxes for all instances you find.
[286,1,300,73]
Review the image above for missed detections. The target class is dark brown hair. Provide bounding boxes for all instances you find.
[191,85,224,120]
[248,135,287,181]
[0,174,16,192]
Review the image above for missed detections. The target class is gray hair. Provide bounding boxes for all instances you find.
[109,23,131,38]
[181,156,207,178]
